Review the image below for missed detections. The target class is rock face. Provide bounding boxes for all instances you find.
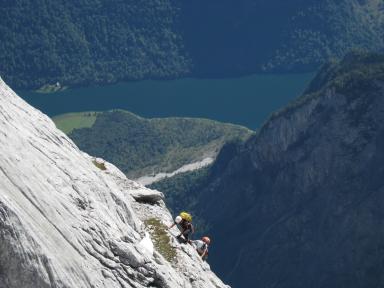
[194,53,384,287]
[130,188,164,204]
[0,78,228,288]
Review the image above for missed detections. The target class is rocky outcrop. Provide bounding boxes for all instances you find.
[0,78,228,288]
[130,188,164,204]
[194,53,384,288]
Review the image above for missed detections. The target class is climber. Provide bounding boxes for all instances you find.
[191,236,210,261]
[168,212,194,243]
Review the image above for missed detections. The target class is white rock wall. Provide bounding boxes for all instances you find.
[0,78,229,288]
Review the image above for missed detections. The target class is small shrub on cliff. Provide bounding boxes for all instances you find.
[92,160,106,171]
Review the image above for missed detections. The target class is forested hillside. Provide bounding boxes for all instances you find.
[0,0,190,88]
[1,0,383,89]
[182,0,384,75]
[54,110,252,179]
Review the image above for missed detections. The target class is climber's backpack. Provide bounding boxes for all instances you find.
[180,211,192,222]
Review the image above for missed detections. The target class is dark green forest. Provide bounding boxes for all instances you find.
[1,0,383,89]
[181,0,384,75]
[66,110,252,178]
[0,0,190,88]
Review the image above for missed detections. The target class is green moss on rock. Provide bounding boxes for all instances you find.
[144,218,177,264]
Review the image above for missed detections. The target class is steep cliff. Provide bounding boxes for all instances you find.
[184,53,384,287]
[0,78,228,288]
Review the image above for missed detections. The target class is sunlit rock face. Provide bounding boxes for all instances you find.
[0,78,229,288]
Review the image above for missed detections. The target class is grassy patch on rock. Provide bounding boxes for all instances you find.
[144,218,177,264]
[92,160,106,171]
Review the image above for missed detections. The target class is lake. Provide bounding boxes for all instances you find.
[18,73,314,130]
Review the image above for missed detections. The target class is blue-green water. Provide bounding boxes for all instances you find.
[19,73,314,129]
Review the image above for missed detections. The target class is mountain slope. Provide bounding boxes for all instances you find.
[53,110,252,180]
[155,52,384,288]
[0,78,228,288]
[1,0,384,88]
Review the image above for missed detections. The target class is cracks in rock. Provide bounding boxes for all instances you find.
[83,241,119,271]
[73,197,89,211]
[0,202,54,288]
[0,166,86,258]
[29,141,62,167]
[41,255,59,288]
[27,141,79,185]
[110,192,138,227]
[84,238,158,288]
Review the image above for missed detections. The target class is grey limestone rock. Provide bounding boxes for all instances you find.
[0,78,229,288]
[130,188,164,204]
